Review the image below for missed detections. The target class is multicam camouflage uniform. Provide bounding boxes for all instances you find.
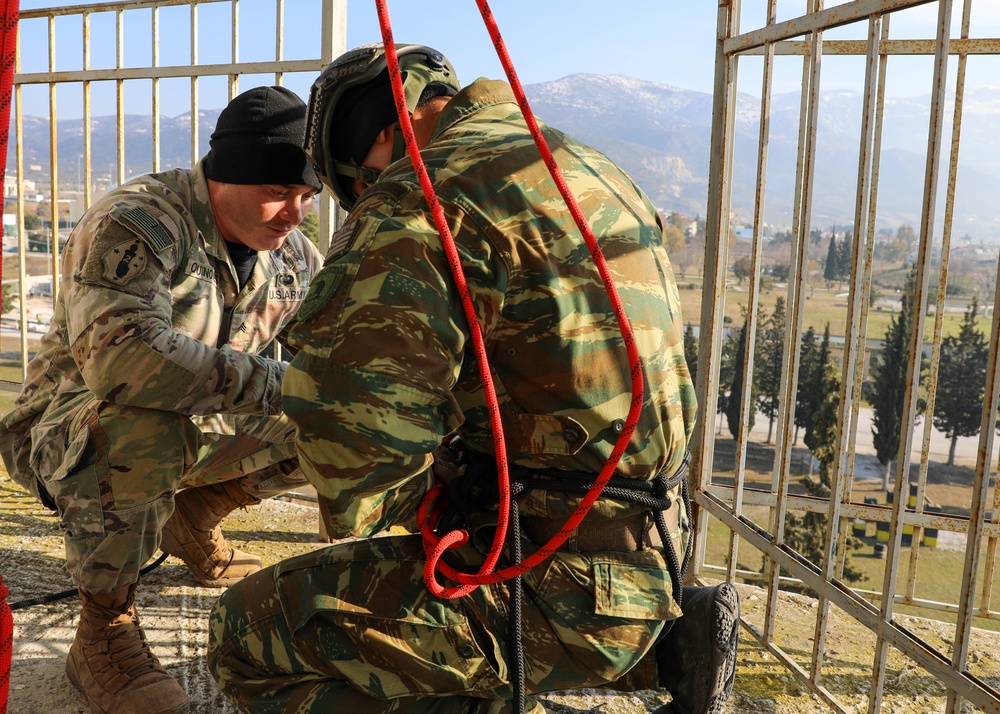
[0,161,322,594]
[208,79,697,713]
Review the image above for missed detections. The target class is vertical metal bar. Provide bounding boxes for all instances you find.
[14,25,27,373]
[316,0,347,255]
[945,179,1000,714]
[115,8,125,186]
[82,11,91,209]
[152,5,161,173]
[229,0,239,99]
[47,15,59,296]
[910,0,973,612]
[190,2,199,167]
[765,0,824,650]
[814,10,882,686]
[690,0,738,580]
[275,0,284,84]
[872,2,954,712]
[728,0,777,585]
[843,15,891,585]
[944,11,999,704]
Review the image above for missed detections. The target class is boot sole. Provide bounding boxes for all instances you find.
[704,582,740,714]
[67,652,190,714]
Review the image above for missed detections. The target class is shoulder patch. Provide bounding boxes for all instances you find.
[296,265,345,323]
[77,216,163,296]
[101,235,148,286]
[110,204,175,253]
[326,219,361,263]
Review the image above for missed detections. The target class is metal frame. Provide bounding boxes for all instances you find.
[696,1,999,712]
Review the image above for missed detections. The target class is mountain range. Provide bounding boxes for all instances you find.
[12,73,1000,241]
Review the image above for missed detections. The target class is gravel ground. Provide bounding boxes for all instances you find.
[3,481,998,714]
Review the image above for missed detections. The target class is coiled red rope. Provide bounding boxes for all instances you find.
[374,0,645,599]
[0,4,21,710]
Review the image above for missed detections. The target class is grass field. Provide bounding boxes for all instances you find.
[673,277,989,343]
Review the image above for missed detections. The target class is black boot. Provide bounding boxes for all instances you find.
[654,583,740,714]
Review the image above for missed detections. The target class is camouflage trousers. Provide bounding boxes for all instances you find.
[208,532,680,713]
[19,397,306,594]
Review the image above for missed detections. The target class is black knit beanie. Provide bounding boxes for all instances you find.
[204,86,322,191]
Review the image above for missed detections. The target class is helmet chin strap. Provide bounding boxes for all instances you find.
[392,122,408,163]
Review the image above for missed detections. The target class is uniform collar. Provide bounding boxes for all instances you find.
[430,78,517,142]
[191,159,230,262]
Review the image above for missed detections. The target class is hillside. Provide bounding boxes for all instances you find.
[10,74,1000,240]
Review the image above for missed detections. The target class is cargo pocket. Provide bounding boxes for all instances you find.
[528,549,678,683]
[273,536,507,701]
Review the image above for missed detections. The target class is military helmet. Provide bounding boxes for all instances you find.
[304,43,460,210]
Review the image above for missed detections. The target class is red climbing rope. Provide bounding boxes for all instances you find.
[374,0,645,599]
[0,3,19,712]
[0,575,10,714]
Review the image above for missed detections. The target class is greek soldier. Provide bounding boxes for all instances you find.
[208,45,739,714]
[0,86,324,714]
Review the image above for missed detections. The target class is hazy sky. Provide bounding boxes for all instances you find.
[13,0,1000,120]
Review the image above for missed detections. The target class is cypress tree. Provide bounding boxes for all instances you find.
[683,323,698,388]
[933,299,988,466]
[725,319,757,439]
[869,266,916,489]
[794,325,819,445]
[756,297,786,444]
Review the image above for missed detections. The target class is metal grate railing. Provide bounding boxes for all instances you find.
[694,1,999,712]
[2,0,345,385]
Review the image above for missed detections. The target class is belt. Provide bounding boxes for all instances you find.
[522,507,679,553]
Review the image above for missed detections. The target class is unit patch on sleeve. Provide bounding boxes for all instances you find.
[78,214,163,295]
[101,236,148,286]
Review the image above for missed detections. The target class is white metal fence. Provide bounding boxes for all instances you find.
[4,0,1000,712]
[694,1,999,712]
[2,0,344,383]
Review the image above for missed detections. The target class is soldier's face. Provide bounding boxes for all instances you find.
[209,182,318,251]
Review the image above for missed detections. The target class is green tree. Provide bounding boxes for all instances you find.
[837,232,852,281]
[794,325,819,445]
[868,265,917,489]
[298,210,320,245]
[724,318,757,439]
[896,223,916,256]
[756,297,786,443]
[732,255,753,284]
[1,284,16,314]
[717,327,739,432]
[663,212,687,255]
[824,236,838,284]
[24,213,42,230]
[804,323,832,454]
[785,362,866,584]
[933,299,988,466]
[683,323,698,388]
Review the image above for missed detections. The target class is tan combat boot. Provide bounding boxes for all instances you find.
[67,585,189,714]
[159,480,263,587]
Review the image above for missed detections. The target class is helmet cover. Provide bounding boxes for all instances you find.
[305,43,460,209]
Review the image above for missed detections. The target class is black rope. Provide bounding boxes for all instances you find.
[9,552,169,612]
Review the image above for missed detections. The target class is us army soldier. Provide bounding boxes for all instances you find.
[0,85,323,714]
